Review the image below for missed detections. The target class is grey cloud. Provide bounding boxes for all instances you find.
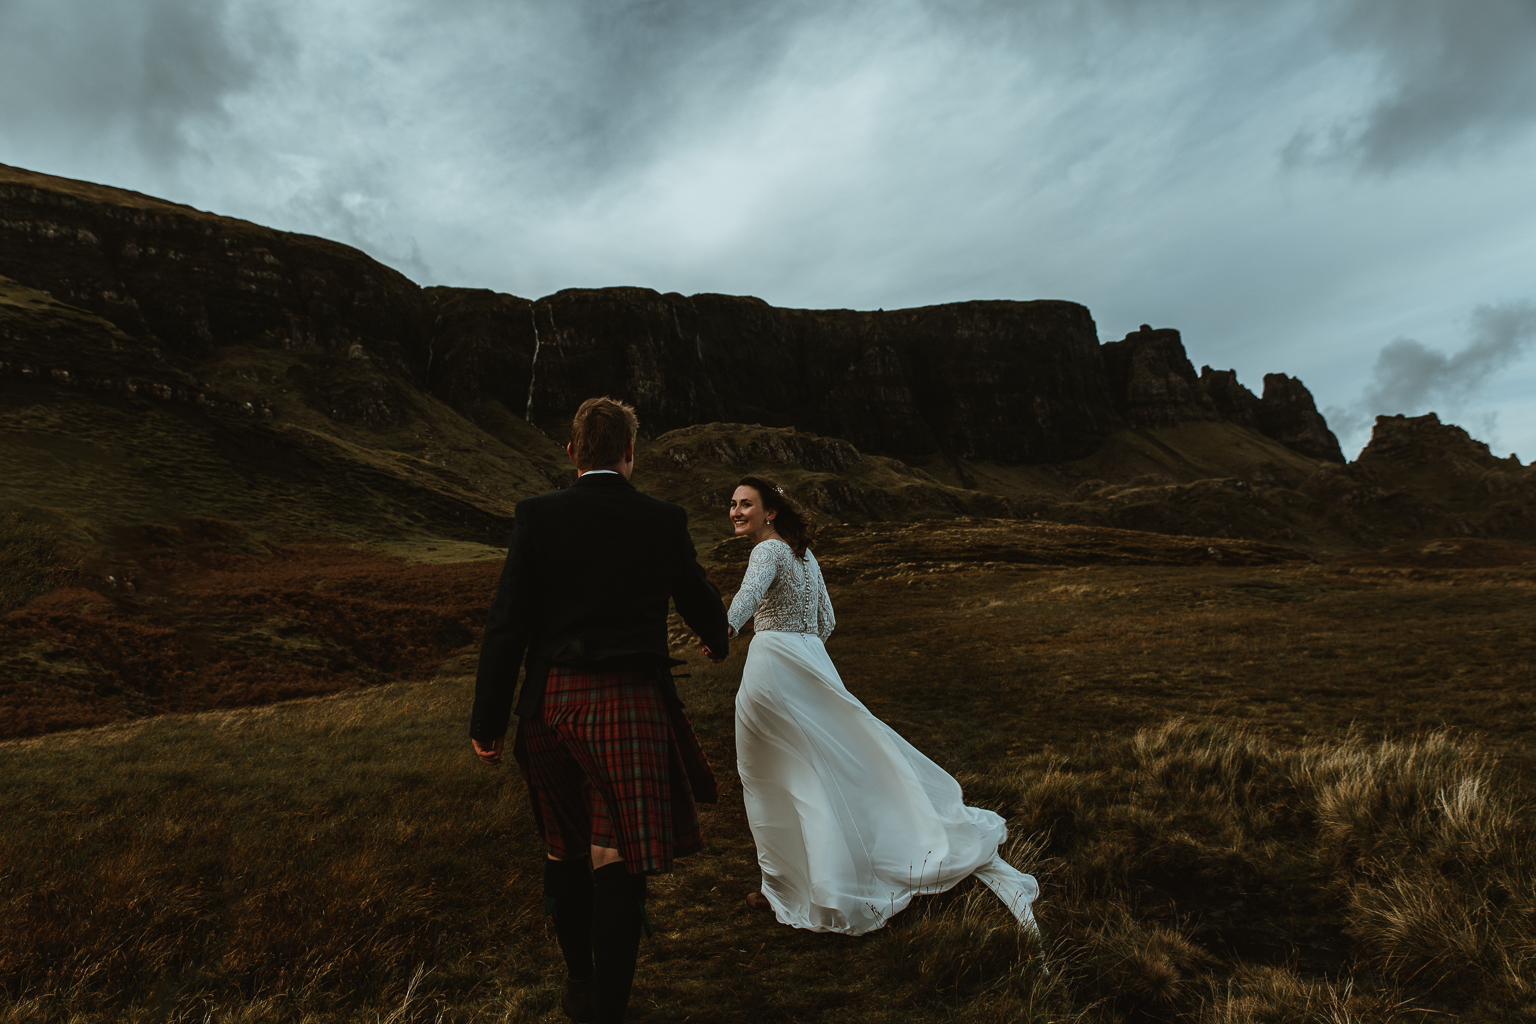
[282,164,436,283]
[1288,0,1536,172]
[1324,301,1536,451]
[0,0,288,162]
[1362,300,1536,415]
[429,0,845,190]
[11,0,1531,191]
[395,0,1278,200]
[477,0,1536,187]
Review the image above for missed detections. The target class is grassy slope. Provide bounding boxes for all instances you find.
[637,424,1025,547]
[0,527,506,735]
[1,273,568,544]
[0,517,1302,740]
[913,422,1323,498]
[3,529,1535,1022]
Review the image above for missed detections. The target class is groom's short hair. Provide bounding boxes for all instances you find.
[569,396,639,469]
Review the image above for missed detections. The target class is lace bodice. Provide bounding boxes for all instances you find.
[727,540,835,641]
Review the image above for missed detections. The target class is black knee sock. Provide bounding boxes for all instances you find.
[544,858,593,981]
[590,863,646,1024]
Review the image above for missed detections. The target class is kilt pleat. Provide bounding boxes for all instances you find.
[514,667,717,874]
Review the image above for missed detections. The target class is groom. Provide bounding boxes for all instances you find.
[470,396,730,1024]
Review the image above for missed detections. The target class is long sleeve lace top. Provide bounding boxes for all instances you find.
[726,539,835,641]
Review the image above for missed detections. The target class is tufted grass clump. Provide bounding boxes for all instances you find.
[968,719,1536,1019]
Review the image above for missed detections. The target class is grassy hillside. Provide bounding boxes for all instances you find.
[0,516,1304,739]
[0,272,567,545]
[3,529,1535,1022]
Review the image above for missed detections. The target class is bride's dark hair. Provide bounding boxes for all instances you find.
[738,475,817,558]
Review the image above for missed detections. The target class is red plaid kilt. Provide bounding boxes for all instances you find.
[513,666,718,875]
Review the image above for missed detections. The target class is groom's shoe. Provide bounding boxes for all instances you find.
[561,975,592,1023]
[745,892,772,912]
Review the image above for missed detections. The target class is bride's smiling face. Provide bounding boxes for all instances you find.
[729,486,773,541]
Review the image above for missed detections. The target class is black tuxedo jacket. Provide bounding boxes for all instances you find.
[469,472,729,741]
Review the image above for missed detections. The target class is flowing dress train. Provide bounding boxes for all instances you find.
[728,539,1039,936]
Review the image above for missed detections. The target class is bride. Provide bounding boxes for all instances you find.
[705,476,1039,936]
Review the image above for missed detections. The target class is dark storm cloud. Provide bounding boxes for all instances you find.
[1287,0,1536,171]
[13,0,1531,194]
[419,0,847,191]
[486,0,1536,182]
[0,0,288,162]
[919,0,1536,172]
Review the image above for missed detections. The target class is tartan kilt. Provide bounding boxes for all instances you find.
[513,666,718,875]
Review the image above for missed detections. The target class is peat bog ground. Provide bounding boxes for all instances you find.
[2,519,1535,1021]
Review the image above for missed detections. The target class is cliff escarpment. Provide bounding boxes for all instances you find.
[10,160,1528,563]
[2,162,1334,468]
[426,287,1119,462]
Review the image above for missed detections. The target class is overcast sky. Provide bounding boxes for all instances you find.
[4,0,1534,460]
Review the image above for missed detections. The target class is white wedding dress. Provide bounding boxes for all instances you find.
[728,538,1039,935]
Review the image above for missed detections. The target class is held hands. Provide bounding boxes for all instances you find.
[699,624,737,664]
[472,736,504,766]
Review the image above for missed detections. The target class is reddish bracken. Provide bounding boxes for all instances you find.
[0,540,499,738]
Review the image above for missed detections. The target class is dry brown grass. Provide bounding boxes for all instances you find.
[979,720,1536,1018]
[0,682,544,1023]
[0,521,499,737]
[3,519,1535,1021]
[0,507,90,614]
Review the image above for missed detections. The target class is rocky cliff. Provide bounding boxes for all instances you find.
[1101,325,1343,462]
[427,286,1119,462]
[2,162,1338,468]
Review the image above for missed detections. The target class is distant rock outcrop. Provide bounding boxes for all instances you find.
[1258,373,1344,463]
[1099,325,1343,463]
[1199,366,1263,429]
[1356,412,1516,473]
[0,165,429,380]
[1289,412,1535,547]
[654,423,866,475]
[1101,325,1220,428]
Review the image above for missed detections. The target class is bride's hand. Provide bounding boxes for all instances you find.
[699,638,725,664]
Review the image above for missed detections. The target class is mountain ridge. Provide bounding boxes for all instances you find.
[2,161,1530,563]
[3,161,1335,467]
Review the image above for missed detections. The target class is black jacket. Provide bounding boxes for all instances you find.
[469,472,729,740]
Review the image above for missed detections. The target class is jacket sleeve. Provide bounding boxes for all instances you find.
[469,509,535,740]
[667,508,730,659]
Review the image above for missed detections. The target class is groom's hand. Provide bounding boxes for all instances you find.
[698,639,724,664]
[472,736,505,765]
